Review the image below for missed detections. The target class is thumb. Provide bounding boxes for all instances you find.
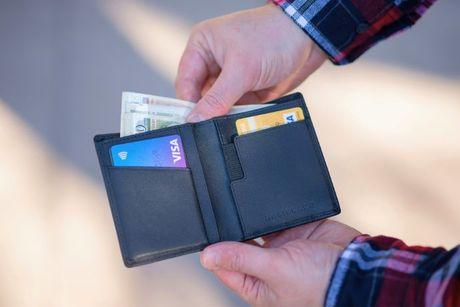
[186,64,250,122]
[200,242,275,281]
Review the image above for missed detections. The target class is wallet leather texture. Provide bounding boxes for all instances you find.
[94,93,340,267]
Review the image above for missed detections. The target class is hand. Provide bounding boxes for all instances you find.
[176,3,327,122]
[200,220,360,307]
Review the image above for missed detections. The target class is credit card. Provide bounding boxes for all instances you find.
[235,107,304,135]
[110,134,186,168]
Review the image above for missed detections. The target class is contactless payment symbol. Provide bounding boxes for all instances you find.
[110,134,187,168]
[118,151,128,160]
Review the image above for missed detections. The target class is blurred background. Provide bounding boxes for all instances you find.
[0,0,459,306]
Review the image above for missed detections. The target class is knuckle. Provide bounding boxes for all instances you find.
[190,23,203,37]
[240,276,259,303]
[240,274,253,298]
[191,21,206,33]
[190,21,210,41]
[229,251,244,271]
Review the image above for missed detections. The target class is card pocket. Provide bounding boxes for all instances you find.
[231,121,340,238]
[105,166,208,266]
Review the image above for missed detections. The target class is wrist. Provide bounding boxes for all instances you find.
[265,2,327,68]
[263,2,310,44]
[317,244,346,307]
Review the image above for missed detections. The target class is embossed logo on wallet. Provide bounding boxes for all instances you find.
[264,202,314,223]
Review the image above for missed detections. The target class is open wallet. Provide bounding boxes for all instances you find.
[94,92,340,267]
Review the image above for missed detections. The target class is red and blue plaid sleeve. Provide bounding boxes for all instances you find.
[271,0,436,64]
[325,235,460,306]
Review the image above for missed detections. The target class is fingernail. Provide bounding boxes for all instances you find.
[201,249,219,270]
[186,112,205,123]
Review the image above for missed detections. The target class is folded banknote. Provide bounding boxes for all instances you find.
[121,92,272,137]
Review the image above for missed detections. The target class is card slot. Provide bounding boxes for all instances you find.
[104,166,208,267]
[233,119,307,142]
[179,125,220,244]
[230,120,340,238]
[93,92,340,265]
[106,166,191,171]
[96,127,188,168]
[215,95,307,146]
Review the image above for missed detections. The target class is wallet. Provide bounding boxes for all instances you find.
[94,93,340,267]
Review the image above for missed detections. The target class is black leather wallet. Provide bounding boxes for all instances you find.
[94,93,340,267]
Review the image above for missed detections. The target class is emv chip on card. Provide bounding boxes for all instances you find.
[111,134,186,168]
[235,107,304,135]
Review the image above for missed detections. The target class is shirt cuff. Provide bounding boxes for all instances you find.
[325,235,421,306]
[324,235,460,307]
[271,0,436,65]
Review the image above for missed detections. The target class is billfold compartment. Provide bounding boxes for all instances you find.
[106,167,208,266]
[230,120,340,238]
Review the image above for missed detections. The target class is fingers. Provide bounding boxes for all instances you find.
[212,269,259,300]
[175,42,209,102]
[308,220,361,248]
[264,221,323,248]
[186,63,250,122]
[200,241,274,281]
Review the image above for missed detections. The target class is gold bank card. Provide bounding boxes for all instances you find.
[235,107,304,135]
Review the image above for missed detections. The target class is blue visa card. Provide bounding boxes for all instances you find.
[110,134,187,168]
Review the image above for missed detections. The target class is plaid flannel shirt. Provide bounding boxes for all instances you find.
[272,0,436,64]
[270,1,458,305]
[326,235,460,306]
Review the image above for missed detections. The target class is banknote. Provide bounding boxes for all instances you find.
[121,92,272,137]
